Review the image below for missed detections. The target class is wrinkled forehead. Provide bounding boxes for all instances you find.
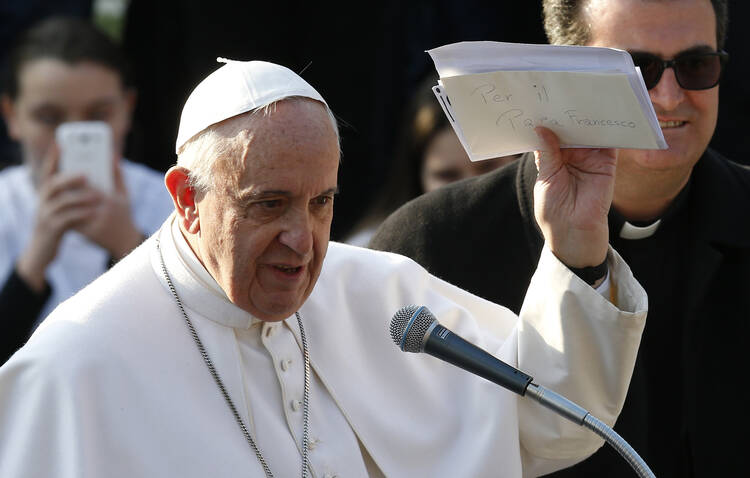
[244,99,339,164]
[218,98,339,157]
[216,99,341,190]
[243,97,340,145]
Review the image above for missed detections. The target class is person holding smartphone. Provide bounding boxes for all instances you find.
[0,17,173,363]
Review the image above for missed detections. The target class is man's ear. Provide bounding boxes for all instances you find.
[1,95,20,140]
[165,166,201,234]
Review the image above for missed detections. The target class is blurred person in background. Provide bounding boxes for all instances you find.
[345,77,520,246]
[0,0,94,171]
[0,17,173,363]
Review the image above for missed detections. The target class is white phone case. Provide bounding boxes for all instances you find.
[55,121,114,193]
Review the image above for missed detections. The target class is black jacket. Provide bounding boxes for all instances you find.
[371,149,750,477]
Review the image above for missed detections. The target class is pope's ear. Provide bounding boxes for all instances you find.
[165,166,200,234]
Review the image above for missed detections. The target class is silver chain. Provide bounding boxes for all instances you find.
[157,238,310,478]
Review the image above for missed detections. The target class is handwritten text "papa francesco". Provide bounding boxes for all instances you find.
[496,109,637,130]
[470,82,638,131]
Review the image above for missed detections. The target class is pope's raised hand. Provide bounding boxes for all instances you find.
[532,127,617,269]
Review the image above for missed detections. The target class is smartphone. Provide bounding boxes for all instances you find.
[55,121,114,193]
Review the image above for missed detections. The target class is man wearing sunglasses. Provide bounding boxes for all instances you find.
[371,0,749,476]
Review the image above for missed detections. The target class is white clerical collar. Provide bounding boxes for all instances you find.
[619,219,661,240]
[162,216,263,328]
[170,218,228,300]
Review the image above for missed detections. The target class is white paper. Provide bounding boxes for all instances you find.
[428,41,667,161]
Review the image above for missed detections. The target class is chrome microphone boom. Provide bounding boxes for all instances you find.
[390,305,656,478]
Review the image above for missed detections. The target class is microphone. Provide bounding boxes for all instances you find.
[390,304,533,395]
[389,304,656,478]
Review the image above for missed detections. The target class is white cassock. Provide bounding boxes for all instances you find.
[0,216,647,478]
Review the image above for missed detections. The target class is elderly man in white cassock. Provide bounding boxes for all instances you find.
[0,59,647,478]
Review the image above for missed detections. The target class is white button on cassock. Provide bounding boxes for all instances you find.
[291,399,302,412]
[264,325,276,338]
[280,359,292,371]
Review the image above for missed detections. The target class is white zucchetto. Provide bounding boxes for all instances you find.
[175,59,327,153]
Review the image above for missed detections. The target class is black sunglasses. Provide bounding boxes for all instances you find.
[630,50,729,91]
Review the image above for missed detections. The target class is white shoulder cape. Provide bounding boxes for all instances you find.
[0,222,647,477]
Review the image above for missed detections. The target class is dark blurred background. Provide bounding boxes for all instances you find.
[1,0,746,239]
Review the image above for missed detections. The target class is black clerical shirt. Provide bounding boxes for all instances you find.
[607,182,692,478]
[370,150,750,477]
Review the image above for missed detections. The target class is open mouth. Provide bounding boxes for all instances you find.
[659,120,686,129]
[274,265,302,275]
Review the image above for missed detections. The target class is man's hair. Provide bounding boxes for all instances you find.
[543,0,729,49]
[177,97,340,193]
[3,16,132,99]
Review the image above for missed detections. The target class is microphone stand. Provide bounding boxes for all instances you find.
[391,305,656,477]
[524,383,656,478]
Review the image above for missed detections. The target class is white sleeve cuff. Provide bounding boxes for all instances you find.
[593,268,611,298]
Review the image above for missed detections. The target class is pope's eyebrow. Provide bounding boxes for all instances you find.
[244,189,288,198]
[236,186,339,203]
[236,190,289,205]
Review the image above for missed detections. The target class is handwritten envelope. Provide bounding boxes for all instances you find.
[429,42,667,161]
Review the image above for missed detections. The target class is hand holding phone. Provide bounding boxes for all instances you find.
[55,121,114,193]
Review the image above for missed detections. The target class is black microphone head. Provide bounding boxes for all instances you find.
[390,305,437,353]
